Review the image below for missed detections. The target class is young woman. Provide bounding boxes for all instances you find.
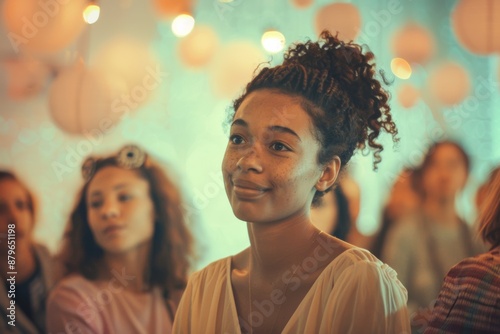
[382,141,482,330]
[46,145,193,333]
[173,31,410,333]
[424,166,500,333]
[0,171,56,334]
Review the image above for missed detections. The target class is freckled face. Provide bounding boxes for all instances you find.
[222,89,324,224]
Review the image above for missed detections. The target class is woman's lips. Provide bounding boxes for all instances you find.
[103,225,125,235]
[232,179,269,199]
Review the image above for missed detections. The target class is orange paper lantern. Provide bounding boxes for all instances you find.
[397,84,420,109]
[2,0,87,53]
[452,0,500,55]
[428,62,470,106]
[290,0,314,9]
[315,3,361,41]
[154,0,193,17]
[391,23,436,64]
[177,25,218,68]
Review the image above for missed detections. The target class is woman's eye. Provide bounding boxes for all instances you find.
[271,142,290,151]
[229,135,245,145]
[89,201,102,209]
[15,200,28,211]
[118,194,132,202]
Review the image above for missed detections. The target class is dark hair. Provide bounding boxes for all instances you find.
[371,167,419,259]
[231,31,398,204]
[419,140,470,174]
[478,166,500,248]
[0,170,36,220]
[59,151,194,297]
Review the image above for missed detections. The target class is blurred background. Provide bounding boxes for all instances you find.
[0,0,499,269]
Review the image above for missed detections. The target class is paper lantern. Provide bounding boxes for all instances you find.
[177,25,218,68]
[210,41,266,98]
[49,62,125,135]
[391,23,436,64]
[93,38,160,108]
[153,0,193,17]
[290,0,314,9]
[3,57,51,100]
[452,0,500,55]
[397,84,420,109]
[2,0,87,53]
[315,3,361,41]
[428,62,470,106]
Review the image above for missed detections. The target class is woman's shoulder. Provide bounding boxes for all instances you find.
[49,274,101,299]
[188,256,231,284]
[447,248,500,279]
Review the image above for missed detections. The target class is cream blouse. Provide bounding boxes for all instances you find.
[173,248,410,333]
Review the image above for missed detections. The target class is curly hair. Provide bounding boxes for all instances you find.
[59,151,194,298]
[478,166,500,249]
[231,31,398,203]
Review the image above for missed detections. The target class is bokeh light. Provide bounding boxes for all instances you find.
[172,14,195,37]
[261,30,286,53]
[391,58,412,79]
[83,4,100,24]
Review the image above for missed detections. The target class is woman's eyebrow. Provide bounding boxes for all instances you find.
[267,125,301,142]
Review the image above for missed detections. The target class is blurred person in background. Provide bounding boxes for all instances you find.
[310,183,352,241]
[382,141,482,332]
[371,167,421,259]
[46,145,194,334]
[424,165,500,333]
[0,171,56,334]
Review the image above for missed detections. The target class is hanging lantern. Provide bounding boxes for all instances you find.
[2,0,87,53]
[315,3,361,41]
[391,23,436,65]
[452,0,500,55]
[177,25,218,68]
[428,62,470,106]
[397,84,420,109]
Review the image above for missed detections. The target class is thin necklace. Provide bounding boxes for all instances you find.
[248,264,300,334]
[247,230,322,333]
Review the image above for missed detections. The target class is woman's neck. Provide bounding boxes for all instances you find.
[423,196,458,225]
[101,243,151,293]
[246,213,322,278]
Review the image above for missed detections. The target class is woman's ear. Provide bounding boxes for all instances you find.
[315,156,341,191]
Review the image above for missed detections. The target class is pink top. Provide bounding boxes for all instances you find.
[46,275,172,334]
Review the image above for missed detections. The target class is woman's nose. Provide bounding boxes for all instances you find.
[236,147,263,173]
[100,199,119,219]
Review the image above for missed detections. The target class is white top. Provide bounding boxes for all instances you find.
[46,275,172,334]
[173,248,410,334]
